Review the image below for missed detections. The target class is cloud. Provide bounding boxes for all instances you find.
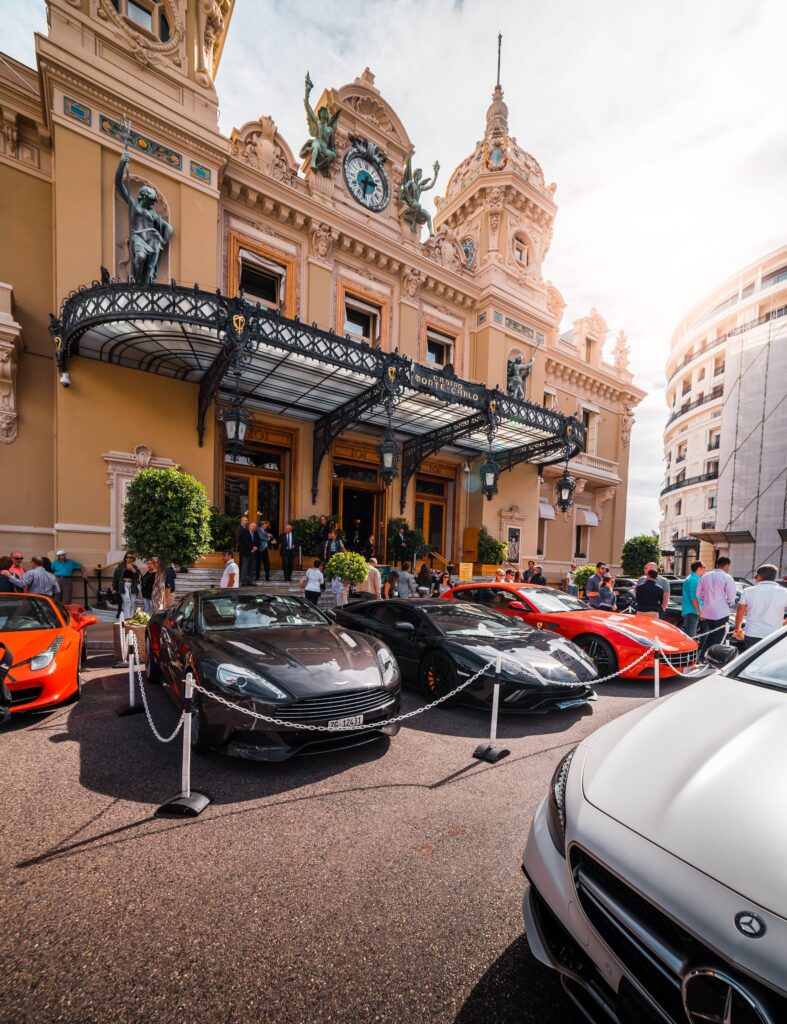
[5,0,786,541]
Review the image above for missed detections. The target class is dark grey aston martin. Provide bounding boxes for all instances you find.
[146,590,401,761]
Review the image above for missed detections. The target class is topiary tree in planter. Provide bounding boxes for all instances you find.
[477,526,507,565]
[323,551,369,585]
[123,467,212,610]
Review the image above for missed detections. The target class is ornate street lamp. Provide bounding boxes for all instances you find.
[223,393,249,461]
[378,422,400,487]
[555,465,576,514]
[479,455,500,501]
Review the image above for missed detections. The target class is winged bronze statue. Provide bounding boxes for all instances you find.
[299,71,340,176]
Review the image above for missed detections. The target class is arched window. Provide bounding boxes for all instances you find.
[110,0,171,42]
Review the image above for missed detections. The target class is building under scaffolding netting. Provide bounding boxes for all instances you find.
[661,246,787,577]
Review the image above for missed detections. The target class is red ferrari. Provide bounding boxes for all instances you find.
[0,593,97,713]
[442,582,699,680]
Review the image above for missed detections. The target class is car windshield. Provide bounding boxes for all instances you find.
[736,632,787,691]
[200,594,327,631]
[425,603,526,637]
[517,588,586,613]
[0,595,61,631]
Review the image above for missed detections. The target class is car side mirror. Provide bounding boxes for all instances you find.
[323,608,336,621]
[75,614,98,630]
[395,621,415,634]
[507,600,526,611]
[705,643,737,669]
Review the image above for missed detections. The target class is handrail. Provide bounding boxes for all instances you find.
[665,387,724,428]
[660,470,719,497]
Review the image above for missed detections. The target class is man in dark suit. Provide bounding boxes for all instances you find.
[254,518,274,582]
[235,515,257,586]
[315,515,331,557]
[278,522,298,582]
[393,527,408,568]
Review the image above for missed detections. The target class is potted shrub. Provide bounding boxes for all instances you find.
[323,551,368,602]
[476,526,508,574]
[122,467,212,610]
[572,564,596,599]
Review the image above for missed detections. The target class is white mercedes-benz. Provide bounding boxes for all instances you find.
[522,629,787,1024]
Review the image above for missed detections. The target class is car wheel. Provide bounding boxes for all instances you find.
[145,649,162,685]
[419,651,460,703]
[189,697,211,753]
[574,635,618,679]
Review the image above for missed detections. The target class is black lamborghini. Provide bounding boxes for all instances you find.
[146,589,401,761]
[333,600,597,713]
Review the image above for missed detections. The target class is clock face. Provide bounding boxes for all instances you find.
[343,147,390,212]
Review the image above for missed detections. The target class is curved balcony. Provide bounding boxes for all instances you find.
[660,470,718,497]
[665,387,724,429]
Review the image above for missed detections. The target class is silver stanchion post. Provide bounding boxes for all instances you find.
[156,672,211,818]
[653,638,661,699]
[116,629,144,716]
[472,654,511,764]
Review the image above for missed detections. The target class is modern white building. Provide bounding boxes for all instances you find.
[660,245,787,576]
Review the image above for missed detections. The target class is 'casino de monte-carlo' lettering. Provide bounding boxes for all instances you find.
[410,364,486,408]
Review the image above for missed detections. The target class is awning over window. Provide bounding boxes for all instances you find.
[538,499,556,520]
[575,507,599,527]
[673,535,700,548]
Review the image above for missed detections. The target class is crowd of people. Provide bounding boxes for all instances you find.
[0,550,87,601]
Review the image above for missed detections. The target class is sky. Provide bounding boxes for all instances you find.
[4,0,786,536]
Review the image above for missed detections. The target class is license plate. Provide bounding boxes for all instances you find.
[556,697,587,710]
[327,714,364,729]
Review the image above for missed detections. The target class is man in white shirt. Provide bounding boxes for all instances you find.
[219,549,239,589]
[301,559,325,606]
[733,564,787,649]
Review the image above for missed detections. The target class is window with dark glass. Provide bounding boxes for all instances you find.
[343,296,380,345]
[333,463,378,484]
[239,250,284,308]
[426,329,454,367]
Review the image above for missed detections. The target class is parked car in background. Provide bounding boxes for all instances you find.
[334,599,597,713]
[146,589,401,760]
[523,627,787,1022]
[0,594,96,713]
[442,583,701,680]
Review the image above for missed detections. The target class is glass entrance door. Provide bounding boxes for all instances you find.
[414,477,448,556]
[223,453,285,565]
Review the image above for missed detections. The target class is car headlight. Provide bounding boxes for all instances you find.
[216,663,289,701]
[546,747,576,856]
[607,624,656,648]
[376,646,397,687]
[29,636,64,671]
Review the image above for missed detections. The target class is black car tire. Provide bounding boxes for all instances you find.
[419,651,461,703]
[574,635,618,679]
[190,696,211,753]
[145,649,162,685]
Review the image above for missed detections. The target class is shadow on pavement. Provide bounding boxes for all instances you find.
[453,935,569,1024]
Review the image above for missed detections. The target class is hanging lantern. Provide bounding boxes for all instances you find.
[479,456,500,501]
[378,424,400,487]
[224,395,249,460]
[555,467,576,513]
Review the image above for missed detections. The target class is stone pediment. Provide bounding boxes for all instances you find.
[229,116,298,185]
[328,69,413,156]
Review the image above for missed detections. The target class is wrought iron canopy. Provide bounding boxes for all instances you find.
[51,277,583,497]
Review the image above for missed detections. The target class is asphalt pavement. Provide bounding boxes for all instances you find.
[0,658,690,1024]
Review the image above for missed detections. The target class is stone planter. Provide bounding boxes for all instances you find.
[113,621,148,663]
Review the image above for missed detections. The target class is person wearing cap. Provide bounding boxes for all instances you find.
[52,549,87,605]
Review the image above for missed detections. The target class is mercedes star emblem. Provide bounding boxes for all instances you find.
[735,911,766,938]
[682,967,773,1024]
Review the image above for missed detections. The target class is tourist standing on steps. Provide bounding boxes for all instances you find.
[301,559,324,606]
[52,549,87,605]
[356,557,381,600]
[235,515,257,587]
[219,549,239,589]
[278,523,298,582]
[254,518,273,583]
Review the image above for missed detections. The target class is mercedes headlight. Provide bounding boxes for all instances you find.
[376,646,397,687]
[546,747,576,856]
[216,663,288,701]
[607,625,656,648]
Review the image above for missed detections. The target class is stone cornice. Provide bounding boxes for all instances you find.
[545,354,646,405]
[436,175,556,233]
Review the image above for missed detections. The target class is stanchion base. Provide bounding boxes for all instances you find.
[472,742,510,764]
[155,791,211,818]
[116,703,145,717]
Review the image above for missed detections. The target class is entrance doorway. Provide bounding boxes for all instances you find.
[223,445,287,564]
[414,476,448,556]
[330,461,381,556]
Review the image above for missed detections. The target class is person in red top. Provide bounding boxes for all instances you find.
[8,552,24,579]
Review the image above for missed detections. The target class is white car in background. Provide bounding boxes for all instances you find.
[522,630,787,1024]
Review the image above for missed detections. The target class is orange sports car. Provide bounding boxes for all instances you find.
[442,582,700,680]
[0,593,97,713]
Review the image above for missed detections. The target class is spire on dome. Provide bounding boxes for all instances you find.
[485,33,509,138]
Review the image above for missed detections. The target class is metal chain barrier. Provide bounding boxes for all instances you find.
[127,631,185,743]
[659,620,730,671]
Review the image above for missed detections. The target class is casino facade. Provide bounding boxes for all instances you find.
[0,0,645,580]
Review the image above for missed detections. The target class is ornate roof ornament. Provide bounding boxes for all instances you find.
[613,330,631,372]
[485,84,509,139]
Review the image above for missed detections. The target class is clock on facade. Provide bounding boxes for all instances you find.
[342,136,390,212]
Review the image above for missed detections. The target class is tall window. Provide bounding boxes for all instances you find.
[713,356,725,377]
[239,249,285,309]
[425,328,454,368]
[707,460,719,477]
[343,295,381,345]
[580,409,595,453]
[513,233,529,265]
[708,493,717,509]
[675,499,682,516]
[111,0,171,41]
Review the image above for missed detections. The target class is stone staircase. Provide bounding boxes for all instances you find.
[177,567,335,609]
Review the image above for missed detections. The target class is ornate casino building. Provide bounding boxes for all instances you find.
[0,0,645,580]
